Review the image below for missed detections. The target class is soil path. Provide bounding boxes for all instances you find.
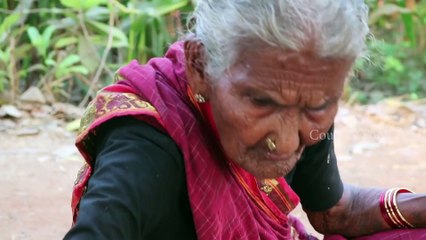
[0,102,425,239]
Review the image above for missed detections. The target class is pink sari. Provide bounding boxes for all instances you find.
[72,41,314,239]
[71,41,426,239]
[325,229,426,240]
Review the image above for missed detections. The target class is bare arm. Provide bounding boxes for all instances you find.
[305,184,426,237]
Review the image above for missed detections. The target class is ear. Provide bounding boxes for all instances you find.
[184,39,211,99]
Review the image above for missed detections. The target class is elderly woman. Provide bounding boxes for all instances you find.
[64,0,426,239]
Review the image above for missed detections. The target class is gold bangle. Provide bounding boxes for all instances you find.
[392,188,415,228]
[385,189,405,228]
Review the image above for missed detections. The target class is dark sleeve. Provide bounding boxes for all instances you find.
[285,126,344,211]
[64,117,184,240]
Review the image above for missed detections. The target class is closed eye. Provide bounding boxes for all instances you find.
[306,102,330,112]
[250,96,276,107]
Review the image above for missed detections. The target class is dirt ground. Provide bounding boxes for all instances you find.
[0,100,425,239]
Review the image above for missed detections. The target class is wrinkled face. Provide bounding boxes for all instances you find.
[186,43,353,179]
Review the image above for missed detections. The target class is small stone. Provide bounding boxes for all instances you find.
[0,107,6,117]
[53,145,80,162]
[416,119,426,128]
[1,105,23,118]
[0,119,16,132]
[17,102,37,111]
[20,86,46,104]
[0,119,17,128]
[0,92,12,105]
[350,142,381,155]
[52,103,84,120]
[16,127,40,136]
[37,156,52,163]
[30,105,52,119]
[337,155,353,162]
[59,165,67,172]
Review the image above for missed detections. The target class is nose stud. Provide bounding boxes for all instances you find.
[265,138,277,152]
[194,93,206,103]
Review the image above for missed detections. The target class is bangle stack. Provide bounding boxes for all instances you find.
[379,188,415,229]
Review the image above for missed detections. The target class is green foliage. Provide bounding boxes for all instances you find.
[350,0,426,104]
[0,0,192,103]
[60,0,108,10]
[1,0,424,105]
[352,40,426,103]
[27,26,56,59]
[0,48,10,92]
[0,13,20,40]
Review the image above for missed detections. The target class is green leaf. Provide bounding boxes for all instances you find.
[18,69,29,79]
[78,35,100,72]
[368,4,411,25]
[110,0,140,14]
[90,35,128,48]
[0,76,4,92]
[28,63,48,73]
[42,26,56,44]
[384,56,404,73]
[152,0,189,16]
[27,27,44,56]
[27,27,42,45]
[45,58,57,66]
[55,37,79,49]
[66,119,81,132]
[27,26,54,58]
[48,17,78,30]
[129,15,147,62]
[0,49,9,63]
[59,54,81,68]
[85,7,110,21]
[0,13,21,39]
[397,1,417,48]
[68,66,89,75]
[56,58,89,78]
[87,20,129,47]
[60,0,107,10]
[14,44,32,59]
[137,0,189,17]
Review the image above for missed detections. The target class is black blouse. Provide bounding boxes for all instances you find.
[64,116,343,240]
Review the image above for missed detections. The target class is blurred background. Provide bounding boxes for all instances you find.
[0,0,425,239]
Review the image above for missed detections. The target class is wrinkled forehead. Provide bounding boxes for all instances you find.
[226,47,354,86]
[241,47,353,72]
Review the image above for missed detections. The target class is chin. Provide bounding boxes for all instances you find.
[245,166,290,179]
[231,151,296,179]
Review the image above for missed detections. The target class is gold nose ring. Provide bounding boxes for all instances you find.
[265,138,277,152]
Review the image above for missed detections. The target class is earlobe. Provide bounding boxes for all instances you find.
[184,39,210,100]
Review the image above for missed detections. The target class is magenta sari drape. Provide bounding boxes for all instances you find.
[72,41,315,239]
[325,228,426,240]
[72,41,426,239]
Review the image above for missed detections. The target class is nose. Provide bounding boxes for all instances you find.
[271,110,301,157]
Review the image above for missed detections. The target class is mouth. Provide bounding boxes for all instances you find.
[234,144,306,178]
[263,145,305,162]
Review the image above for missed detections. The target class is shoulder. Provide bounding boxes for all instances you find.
[95,116,182,164]
[91,116,186,199]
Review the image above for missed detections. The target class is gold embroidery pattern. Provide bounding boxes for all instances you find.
[78,91,157,136]
[74,163,89,185]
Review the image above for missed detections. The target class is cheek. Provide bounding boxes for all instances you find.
[210,90,247,137]
[300,105,338,145]
[209,90,267,149]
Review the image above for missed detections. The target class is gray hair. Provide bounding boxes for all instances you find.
[189,0,370,79]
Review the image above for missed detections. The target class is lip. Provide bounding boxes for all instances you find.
[261,145,305,162]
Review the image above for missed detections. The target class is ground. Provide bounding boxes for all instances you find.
[0,100,425,239]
